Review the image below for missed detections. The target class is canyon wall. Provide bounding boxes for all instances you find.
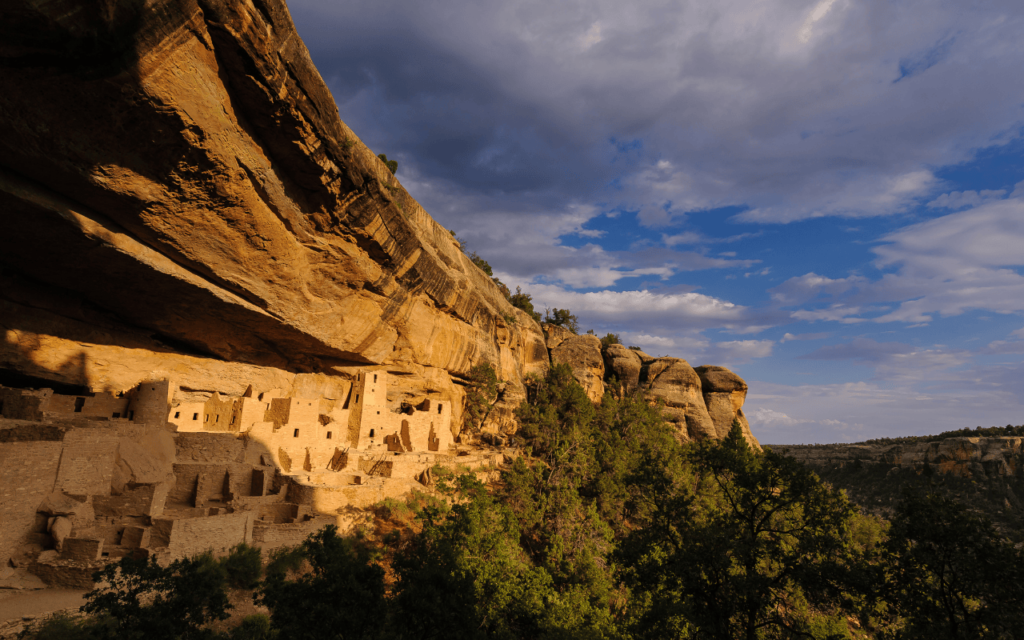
[775,438,1024,538]
[0,0,547,431]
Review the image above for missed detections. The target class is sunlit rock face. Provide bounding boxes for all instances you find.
[0,0,547,430]
[695,365,758,447]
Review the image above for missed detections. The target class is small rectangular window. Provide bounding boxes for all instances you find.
[326,431,333,439]
[205,415,209,422]
[128,410,134,420]
[193,413,199,420]
[293,429,300,437]
[355,394,359,403]
[230,416,235,424]
[74,397,85,413]
[438,404,443,415]
[373,374,377,383]
[174,411,180,419]
[216,415,220,422]
[112,412,120,419]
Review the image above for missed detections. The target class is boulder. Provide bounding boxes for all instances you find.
[695,365,760,449]
[645,358,716,441]
[37,493,94,532]
[550,334,606,403]
[603,344,642,392]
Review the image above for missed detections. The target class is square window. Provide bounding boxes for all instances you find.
[113,412,120,419]
[174,411,180,419]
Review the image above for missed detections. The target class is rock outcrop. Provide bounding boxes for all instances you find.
[547,329,605,403]
[643,358,717,440]
[0,0,547,435]
[537,333,760,447]
[695,365,756,444]
[603,344,642,392]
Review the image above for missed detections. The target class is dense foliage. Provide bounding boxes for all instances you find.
[24,366,1024,640]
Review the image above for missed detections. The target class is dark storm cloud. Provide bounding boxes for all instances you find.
[290,0,1024,234]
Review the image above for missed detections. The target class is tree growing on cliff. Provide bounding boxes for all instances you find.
[463,362,500,433]
[376,153,398,175]
[510,286,542,323]
[543,308,579,334]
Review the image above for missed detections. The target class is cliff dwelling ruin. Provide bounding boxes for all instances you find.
[0,372,500,588]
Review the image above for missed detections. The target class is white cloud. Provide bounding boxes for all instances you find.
[520,284,752,331]
[779,332,831,343]
[927,189,1006,210]
[770,273,864,305]
[748,407,805,427]
[706,339,775,362]
[791,304,865,323]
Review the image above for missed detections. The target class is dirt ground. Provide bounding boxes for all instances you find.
[0,588,87,623]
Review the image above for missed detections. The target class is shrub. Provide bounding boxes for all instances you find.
[600,333,620,348]
[377,153,398,174]
[468,252,492,276]
[265,546,306,578]
[230,614,278,640]
[221,542,262,590]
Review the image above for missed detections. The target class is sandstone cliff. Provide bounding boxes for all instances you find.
[0,0,547,434]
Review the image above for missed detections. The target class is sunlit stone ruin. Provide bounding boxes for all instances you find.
[0,372,501,588]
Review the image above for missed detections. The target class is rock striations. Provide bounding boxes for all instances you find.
[0,0,760,582]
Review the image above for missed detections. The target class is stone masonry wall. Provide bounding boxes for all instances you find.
[54,428,119,495]
[0,437,62,564]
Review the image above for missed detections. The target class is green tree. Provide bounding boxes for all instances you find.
[259,525,387,640]
[377,153,398,174]
[544,308,579,334]
[619,421,859,640]
[510,286,542,323]
[83,552,231,640]
[463,362,500,433]
[599,333,620,349]
[884,492,1024,639]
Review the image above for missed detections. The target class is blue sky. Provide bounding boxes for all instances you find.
[288,0,1024,443]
